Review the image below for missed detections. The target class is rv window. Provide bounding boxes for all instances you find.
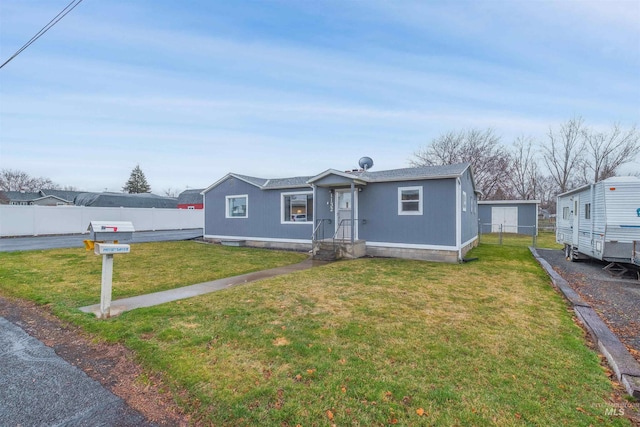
[585,203,591,220]
[563,207,570,220]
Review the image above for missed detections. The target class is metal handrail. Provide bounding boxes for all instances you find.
[333,218,359,243]
[312,218,332,241]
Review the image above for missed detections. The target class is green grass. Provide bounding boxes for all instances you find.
[479,230,563,250]
[0,241,630,426]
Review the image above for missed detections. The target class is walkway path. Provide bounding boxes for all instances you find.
[80,258,327,317]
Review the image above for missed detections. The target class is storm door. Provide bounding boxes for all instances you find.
[335,189,358,240]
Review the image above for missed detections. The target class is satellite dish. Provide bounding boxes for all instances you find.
[358,156,374,171]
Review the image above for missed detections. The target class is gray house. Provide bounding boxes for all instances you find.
[0,189,79,206]
[202,163,478,262]
[478,200,540,235]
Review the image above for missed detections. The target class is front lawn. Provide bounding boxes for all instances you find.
[0,241,629,425]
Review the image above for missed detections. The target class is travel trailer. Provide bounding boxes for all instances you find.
[556,176,640,269]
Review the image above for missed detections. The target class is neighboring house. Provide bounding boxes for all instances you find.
[74,192,178,208]
[478,200,540,235]
[178,189,204,209]
[202,163,479,262]
[0,189,78,206]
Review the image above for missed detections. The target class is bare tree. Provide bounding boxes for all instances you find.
[0,169,56,192]
[508,136,540,200]
[540,117,586,194]
[410,128,510,199]
[581,123,640,183]
[163,187,180,198]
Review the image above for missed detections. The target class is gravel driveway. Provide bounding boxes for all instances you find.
[537,248,640,362]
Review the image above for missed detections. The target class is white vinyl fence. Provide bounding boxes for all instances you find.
[0,205,203,237]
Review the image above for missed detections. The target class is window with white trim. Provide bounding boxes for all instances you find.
[226,194,248,218]
[462,191,467,212]
[282,192,313,223]
[398,186,423,215]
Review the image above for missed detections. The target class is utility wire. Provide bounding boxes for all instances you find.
[0,0,84,70]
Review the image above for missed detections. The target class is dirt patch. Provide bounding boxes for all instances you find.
[0,296,189,426]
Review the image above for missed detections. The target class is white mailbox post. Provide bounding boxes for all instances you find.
[87,221,135,319]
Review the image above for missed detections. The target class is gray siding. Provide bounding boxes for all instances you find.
[204,177,313,240]
[478,202,538,235]
[358,179,457,246]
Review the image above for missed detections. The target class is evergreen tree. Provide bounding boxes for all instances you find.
[122,164,151,193]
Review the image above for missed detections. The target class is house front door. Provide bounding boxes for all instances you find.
[335,189,357,240]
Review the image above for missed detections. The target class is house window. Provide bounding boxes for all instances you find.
[398,186,423,215]
[226,195,248,218]
[462,191,467,212]
[282,192,313,223]
[585,203,591,220]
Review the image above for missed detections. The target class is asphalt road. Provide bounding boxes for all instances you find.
[0,229,203,252]
[0,317,152,426]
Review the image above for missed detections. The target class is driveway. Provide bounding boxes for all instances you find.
[0,229,203,252]
[536,248,640,361]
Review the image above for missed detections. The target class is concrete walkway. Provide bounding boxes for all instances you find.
[0,317,151,426]
[80,258,327,317]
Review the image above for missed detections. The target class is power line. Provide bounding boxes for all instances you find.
[0,0,85,70]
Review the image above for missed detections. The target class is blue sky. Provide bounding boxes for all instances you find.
[1,0,639,193]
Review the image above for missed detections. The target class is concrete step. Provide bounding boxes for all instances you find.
[313,248,337,261]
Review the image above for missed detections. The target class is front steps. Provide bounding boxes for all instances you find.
[312,239,366,261]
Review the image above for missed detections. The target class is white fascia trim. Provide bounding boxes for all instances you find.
[365,241,458,251]
[456,177,462,259]
[461,236,478,249]
[204,235,312,244]
[202,173,264,194]
[478,200,540,205]
[307,169,357,183]
[366,174,462,184]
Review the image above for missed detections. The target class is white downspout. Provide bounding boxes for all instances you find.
[456,177,462,261]
[311,184,316,242]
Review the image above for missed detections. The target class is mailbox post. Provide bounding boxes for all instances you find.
[87,221,135,319]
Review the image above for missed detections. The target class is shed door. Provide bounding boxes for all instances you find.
[491,207,518,233]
